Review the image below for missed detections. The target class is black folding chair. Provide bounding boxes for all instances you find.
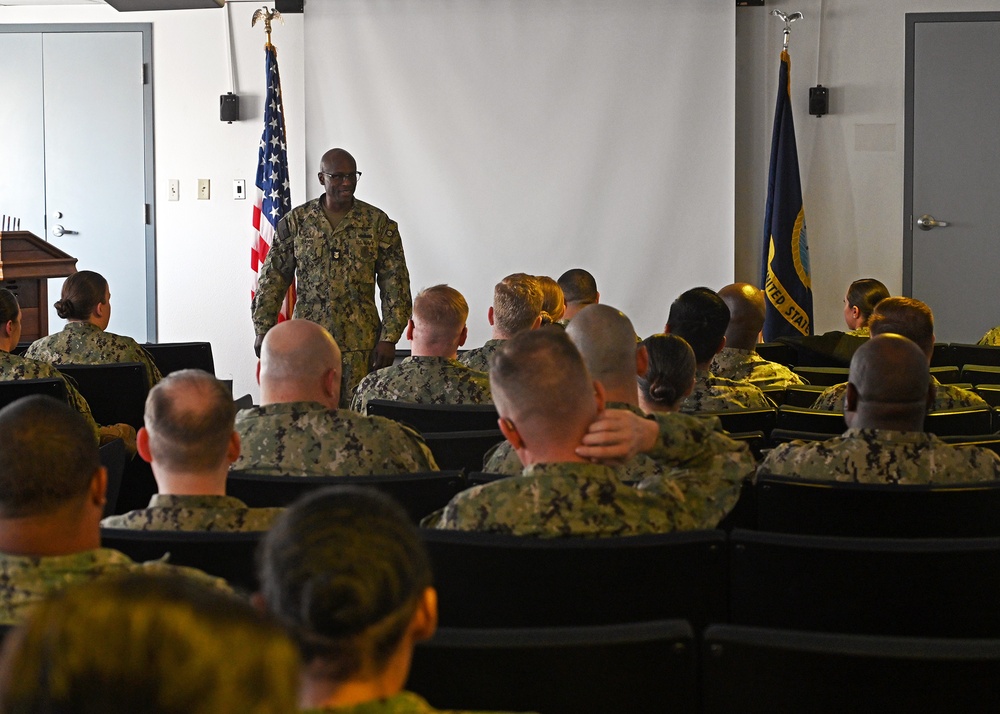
[933,343,1000,369]
[55,362,149,429]
[366,399,499,433]
[961,364,1000,386]
[698,408,776,438]
[782,384,828,408]
[0,376,67,410]
[421,430,506,472]
[924,407,993,436]
[98,438,127,518]
[791,366,849,386]
[755,342,796,366]
[776,405,846,434]
[141,341,215,376]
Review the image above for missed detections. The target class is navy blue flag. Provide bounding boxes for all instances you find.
[760,49,813,341]
[250,42,294,319]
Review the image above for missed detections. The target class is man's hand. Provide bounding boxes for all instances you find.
[576,409,660,464]
[371,341,397,370]
[254,334,265,358]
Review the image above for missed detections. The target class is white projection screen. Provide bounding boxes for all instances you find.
[304,0,735,345]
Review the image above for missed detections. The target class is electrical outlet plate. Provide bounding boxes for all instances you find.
[168,179,179,201]
[197,179,210,200]
[234,179,246,200]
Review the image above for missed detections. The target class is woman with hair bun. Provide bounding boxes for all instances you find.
[24,271,161,388]
[534,275,566,326]
[637,334,697,413]
[842,278,889,337]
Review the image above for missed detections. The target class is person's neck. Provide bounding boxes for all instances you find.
[601,382,639,408]
[0,339,14,353]
[410,343,458,360]
[516,422,594,466]
[696,360,713,373]
[847,405,926,433]
[0,507,99,557]
[300,648,411,709]
[153,468,228,497]
[322,193,354,215]
[260,386,339,411]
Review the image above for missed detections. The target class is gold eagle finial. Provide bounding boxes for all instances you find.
[252,6,283,47]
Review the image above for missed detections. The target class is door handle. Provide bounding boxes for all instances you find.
[916,214,950,231]
[51,225,78,237]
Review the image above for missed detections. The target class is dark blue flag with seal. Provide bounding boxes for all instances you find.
[760,49,813,341]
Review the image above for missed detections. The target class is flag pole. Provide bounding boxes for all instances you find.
[770,9,804,51]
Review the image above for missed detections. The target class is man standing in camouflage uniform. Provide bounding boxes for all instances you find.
[252,148,411,408]
[811,297,987,412]
[666,287,773,413]
[102,370,282,531]
[0,395,227,624]
[235,320,436,476]
[711,283,805,390]
[761,334,1000,483]
[459,273,543,373]
[352,285,491,413]
[423,329,692,536]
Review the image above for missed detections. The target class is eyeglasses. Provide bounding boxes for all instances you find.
[321,171,362,183]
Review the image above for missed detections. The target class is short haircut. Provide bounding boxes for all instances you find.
[412,285,468,341]
[850,333,929,405]
[869,297,935,356]
[0,395,99,518]
[565,304,638,385]
[257,487,432,681]
[846,278,890,323]
[638,334,696,409]
[718,283,766,350]
[666,287,731,364]
[493,274,543,337]
[558,269,598,305]
[144,370,236,472]
[534,276,566,324]
[0,288,18,325]
[54,270,108,321]
[0,574,299,714]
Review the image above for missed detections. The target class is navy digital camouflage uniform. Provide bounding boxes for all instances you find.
[458,339,505,373]
[979,326,1000,346]
[233,401,438,476]
[423,461,695,536]
[680,369,774,413]
[24,321,162,389]
[759,427,1000,484]
[845,326,871,337]
[352,356,491,414]
[100,494,282,531]
[251,197,412,407]
[810,376,988,412]
[303,691,529,714]
[0,548,229,625]
[711,347,806,389]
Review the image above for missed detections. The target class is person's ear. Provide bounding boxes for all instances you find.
[498,417,524,449]
[405,319,415,341]
[255,360,262,386]
[410,587,438,643]
[531,315,542,330]
[136,427,153,464]
[487,307,495,327]
[844,382,859,413]
[593,380,606,413]
[457,325,468,347]
[317,171,326,187]
[926,381,937,411]
[716,336,726,355]
[226,431,241,464]
[1,320,12,339]
[250,592,269,615]
[89,466,108,508]
[635,344,649,378]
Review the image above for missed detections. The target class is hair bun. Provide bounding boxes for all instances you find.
[54,298,73,320]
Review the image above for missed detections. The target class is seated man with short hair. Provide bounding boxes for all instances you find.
[761,334,1000,484]
[0,395,227,624]
[557,268,600,324]
[101,369,283,531]
[234,320,437,476]
[459,273,543,373]
[352,285,492,413]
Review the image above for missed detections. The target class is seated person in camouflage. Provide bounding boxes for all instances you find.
[258,487,529,714]
[102,370,282,531]
[712,283,805,389]
[234,319,436,476]
[841,277,890,337]
[0,288,135,452]
[459,273,543,373]
[638,334,696,413]
[424,328,693,536]
[0,574,299,714]
[352,285,491,413]
[0,395,227,624]
[557,268,600,324]
[761,334,1000,484]
[811,297,987,412]
[665,287,772,413]
[24,270,162,390]
[979,324,1000,346]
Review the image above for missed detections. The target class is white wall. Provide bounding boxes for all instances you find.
[736,0,1000,334]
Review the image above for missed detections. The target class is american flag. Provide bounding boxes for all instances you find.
[250,42,295,320]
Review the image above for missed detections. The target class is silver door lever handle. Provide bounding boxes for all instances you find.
[916,214,950,231]
[51,225,78,237]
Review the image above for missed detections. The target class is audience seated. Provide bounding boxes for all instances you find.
[25,271,162,389]
[712,283,805,389]
[235,320,437,476]
[760,334,1000,484]
[0,574,298,714]
[638,334,696,413]
[0,395,227,624]
[665,287,772,412]
[458,273,542,373]
[534,275,566,326]
[352,285,491,413]
[811,297,987,412]
[841,278,890,337]
[557,268,599,323]
[101,370,282,531]
[257,486,526,713]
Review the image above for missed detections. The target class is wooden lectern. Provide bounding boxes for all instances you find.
[0,231,77,342]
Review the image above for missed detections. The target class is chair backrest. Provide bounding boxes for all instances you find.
[933,342,1000,368]
[726,430,768,461]
[753,475,1000,538]
[974,384,1000,407]
[701,624,1000,714]
[766,428,833,446]
[791,366,849,386]
[782,384,827,407]
[776,405,846,434]
[923,407,994,436]
[961,364,1000,385]
[366,399,499,433]
[930,365,962,384]
[226,470,466,523]
[0,377,67,410]
[419,528,728,628]
[141,341,215,376]
[697,408,776,438]
[729,528,1000,637]
[98,438,127,518]
[420,429,505,472]
[759,387,786,406]
[408,620,696,714]
[755,342,796,366]
[55,362,148,429]
[99,529,262,592]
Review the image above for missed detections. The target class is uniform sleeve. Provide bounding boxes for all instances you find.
[137,346,163,388]
[251,217,297,336]
[374,219,412,343]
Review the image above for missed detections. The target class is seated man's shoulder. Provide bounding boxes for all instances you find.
[101,496,283,532]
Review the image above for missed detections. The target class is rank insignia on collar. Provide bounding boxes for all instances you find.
[333,250,341,260]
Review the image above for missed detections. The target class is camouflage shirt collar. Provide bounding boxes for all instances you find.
[63,321,103,335]
[246,400,332,417]
[0,547,134,570]
[302,691,437,713]
[401,355,464,367]
[147,494,250,510]
[841,427,940,444]
[523,461,621,481]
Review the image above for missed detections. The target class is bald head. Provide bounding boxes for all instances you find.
[566,304,643,399]
[846,334,933,431]
[319,148,356,173]
[718,283,766,350]
[259,320,342,408]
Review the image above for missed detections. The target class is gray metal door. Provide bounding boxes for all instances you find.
[905,13,1000,344]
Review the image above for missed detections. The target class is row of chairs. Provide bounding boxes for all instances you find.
[757,340,1000,370]
[407,620,1000,713]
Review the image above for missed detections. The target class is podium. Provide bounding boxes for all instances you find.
[0,231,77,342]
